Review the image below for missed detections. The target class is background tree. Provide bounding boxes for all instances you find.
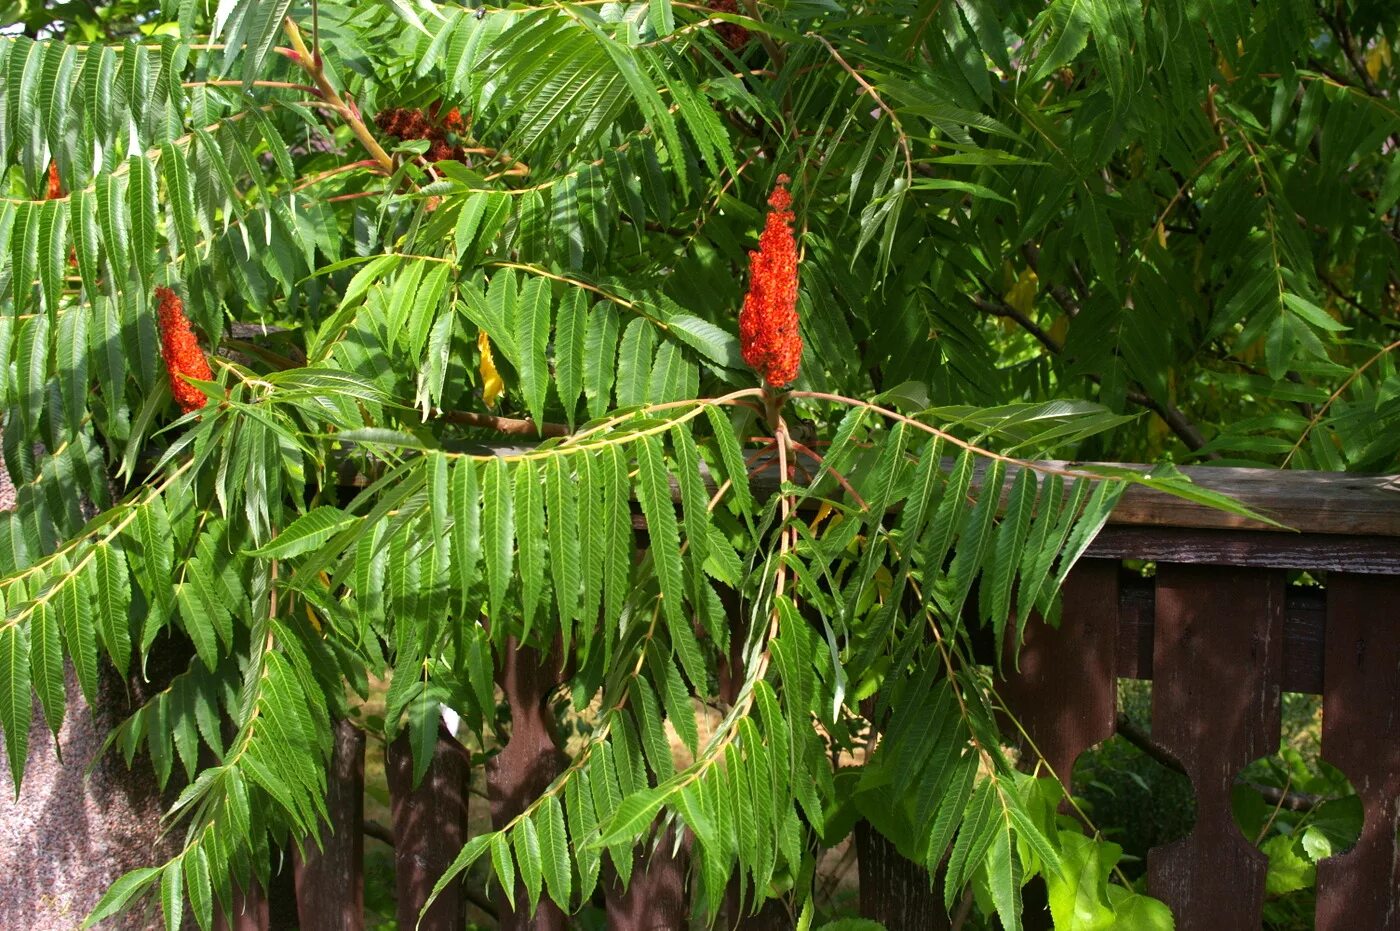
[0,0,1395,927]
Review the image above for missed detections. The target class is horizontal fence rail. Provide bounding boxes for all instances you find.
[203,462,1400,929]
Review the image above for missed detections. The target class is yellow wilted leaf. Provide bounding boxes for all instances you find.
[1366,43,1391,82]
[478,329,505,409]
[873,565,893,601]
[307,571,332,634]
[1005,267,1038,316]
[1218,52,1236,82]
[810,501,834,533]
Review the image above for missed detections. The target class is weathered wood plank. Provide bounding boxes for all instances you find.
[1087,526,1400,573]
[1315,574,1400,931]
[923,459,1400,537]
[943,459,1400,537]
[1071,463,1400,535]
[1147,565,1284,929]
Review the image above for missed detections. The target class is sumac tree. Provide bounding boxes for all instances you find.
[0,0,1393,927]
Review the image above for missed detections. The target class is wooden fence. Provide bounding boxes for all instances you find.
[215,465,1400,931]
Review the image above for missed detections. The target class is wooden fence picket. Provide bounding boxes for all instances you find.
[486,638,569,930]
[294,718,366,931]
[386,727,470,929]
[1315,574,1400,931]
[1146,565,1284,929]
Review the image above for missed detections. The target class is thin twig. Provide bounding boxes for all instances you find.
[791,440,867,510]
[970,293,1215,454]
[282,18,395,174]
[970,295,1062,355]
[181,79,323,95]
[1282,337,1400,467]
[363,819,394,845]
[810,33,913,188]
[790,390,1113,481]
[484,261,653,320]
[291,159,385,193]
[439,409,570,438]
[1317,269,1400,332]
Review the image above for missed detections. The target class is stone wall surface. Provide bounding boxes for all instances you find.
[0,671,182,930]
[0,440,182,929]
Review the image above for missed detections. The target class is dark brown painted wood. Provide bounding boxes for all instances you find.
[1147,565,1284,930]
[604,822,692,931]
[1000,559,1120,790]
[213,865,295,930]
[214,882,268,931]
[1088,526,1400,573]
[486,638,569,930]
[997,562,1120,931]
[1114,575,1326,694]
[1117,576,1156,681]
[294,718,365,931]
[386,726,470,930]
[1279,587,1327,695]
[986,571,1325,694]
[855,819,948,931]
[1315,574,1400,931]
[999,563,1120,931]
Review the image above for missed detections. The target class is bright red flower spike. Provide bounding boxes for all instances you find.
[739,175,802,388]
[155,286,214,414]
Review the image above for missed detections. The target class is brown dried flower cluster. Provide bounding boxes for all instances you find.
[155,286,214,414]
[739,175,802,388]
[374,104,469,162]
[709,0,751,50]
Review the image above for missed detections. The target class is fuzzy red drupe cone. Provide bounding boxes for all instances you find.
[739,174,802,388]
[45,162,63,200]
[155,286,214,414]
